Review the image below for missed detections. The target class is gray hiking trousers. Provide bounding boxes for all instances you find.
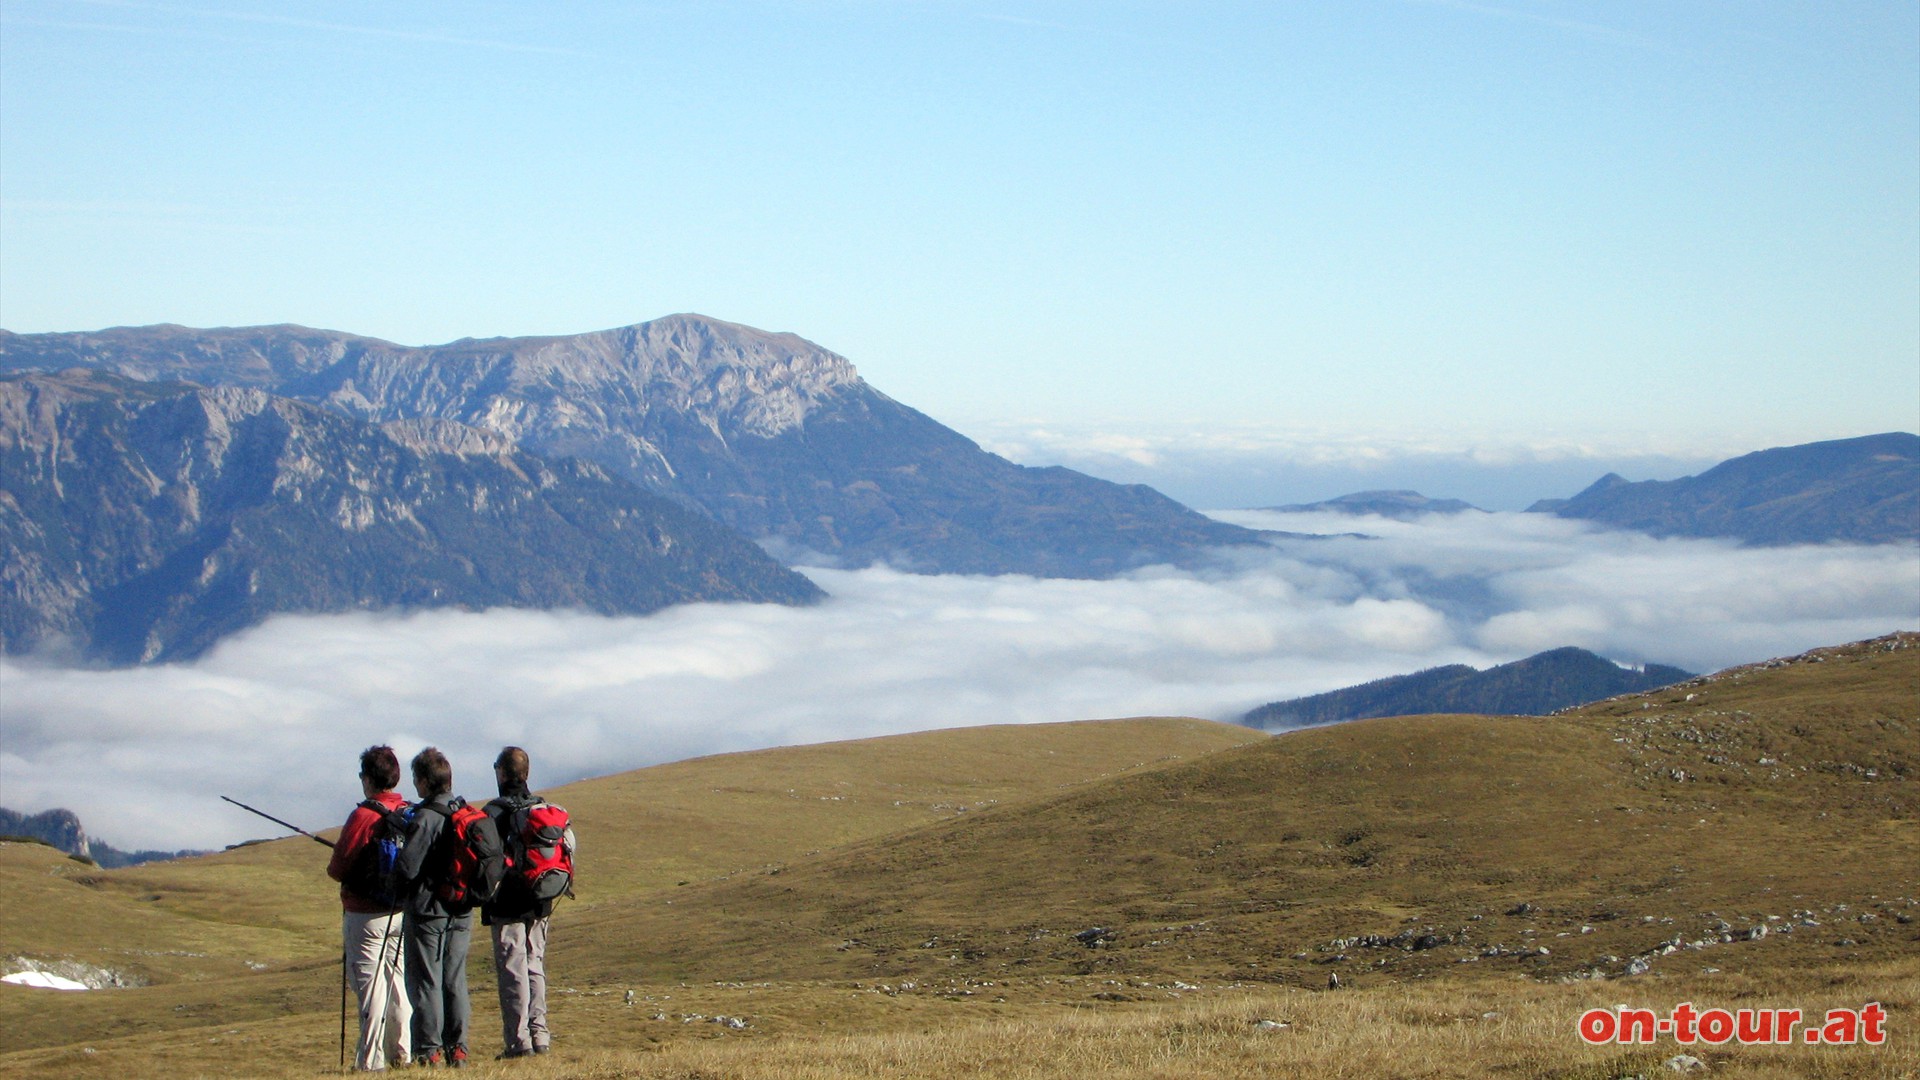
[406,911,473,1057]
[490,917,550,1054]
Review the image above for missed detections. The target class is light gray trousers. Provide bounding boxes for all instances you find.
[490,917,551,1054]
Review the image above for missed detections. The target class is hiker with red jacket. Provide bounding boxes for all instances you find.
[482,746,573,1059]
[393,747,475,1068]
[326,745,413,1071]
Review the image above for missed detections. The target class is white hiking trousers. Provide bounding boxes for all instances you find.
[344,910,412,1070]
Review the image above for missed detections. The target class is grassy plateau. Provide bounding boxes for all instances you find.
[0,636,1913,1078]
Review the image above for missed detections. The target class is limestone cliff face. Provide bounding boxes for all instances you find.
[2,315,1261,576]
[0,808,89,860]
[0,370,822,663]
[0,806,202,867]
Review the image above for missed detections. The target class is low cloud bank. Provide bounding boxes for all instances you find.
[970,421,1771,510]
[2,511,1913,851]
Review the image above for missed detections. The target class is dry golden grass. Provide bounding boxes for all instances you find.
[6,960,1912,1078]
[0,718,1260,1058]
[0,638,1913,1078]
[548,635,1917,993]
[536,962,1918,1080]
[551,716,1268,896]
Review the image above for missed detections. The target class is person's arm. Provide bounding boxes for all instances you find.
[326,804,374,882]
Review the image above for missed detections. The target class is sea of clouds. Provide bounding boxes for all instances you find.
[967,420,1747,510]
[2,509,1914,851]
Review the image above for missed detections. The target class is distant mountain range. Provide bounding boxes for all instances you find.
[1529,432,1919,546]
[1243,646,1695,729]
[1265,490,1484,518]
[0,370,822,662]
[0,316,1262,577]
[0,806,196,868]
[1264,435,1917,546]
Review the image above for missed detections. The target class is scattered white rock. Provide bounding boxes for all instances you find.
[1665,1053,1708,1072]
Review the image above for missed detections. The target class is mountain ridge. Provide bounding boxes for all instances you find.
[1262,489,1484,518]
[0,369,822,662]
[0,316,1264,577]
[1530,432,1919,545]
[0,807,199,869]
[1244,646,1696,729]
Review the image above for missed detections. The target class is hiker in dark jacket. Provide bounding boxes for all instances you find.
[482,746,568,1058]
[326,745,413,1071]
[395,747,474,1069]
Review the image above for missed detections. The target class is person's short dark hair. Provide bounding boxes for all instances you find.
[495,746,530,786]
[359,746,401,791]
[412,747,453,798]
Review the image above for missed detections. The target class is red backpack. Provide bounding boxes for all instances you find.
[423,798,504,907]
[506,801,574,902]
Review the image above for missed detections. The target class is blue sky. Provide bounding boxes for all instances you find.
[2,1,1916,505]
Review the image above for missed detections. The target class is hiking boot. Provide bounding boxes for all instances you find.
[495,1048,530,1060]
[532,1044,550,1055]
[447,1046,468,1068]
[414,1049,442,1067]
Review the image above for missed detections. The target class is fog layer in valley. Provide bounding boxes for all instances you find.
[2,510,1913,851]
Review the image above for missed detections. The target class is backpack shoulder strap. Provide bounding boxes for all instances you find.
[419,801,453,819]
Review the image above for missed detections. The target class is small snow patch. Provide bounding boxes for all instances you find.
[2,971,88,991]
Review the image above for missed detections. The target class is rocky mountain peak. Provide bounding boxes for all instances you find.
[2,317,1267,577]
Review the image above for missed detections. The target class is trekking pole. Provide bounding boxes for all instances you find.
[220,795,335,847]
[340,950,349,1071]
[374,904,405,1067]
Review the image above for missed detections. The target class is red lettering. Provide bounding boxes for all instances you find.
[1736,1008,1772,1044]
[1698,1008,1735,1044]
[1671,1002,1699,1044]
[1861,1003,1887,1046]
[1822,1008,1859,1045]
[1571,1003,1878,1049]
[1578,1009,1616,1044]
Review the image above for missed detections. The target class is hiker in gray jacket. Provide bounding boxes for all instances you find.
[396,747,474,1068]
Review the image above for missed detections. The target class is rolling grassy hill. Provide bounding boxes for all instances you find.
[556,634,1915,990]
[0,718,1262,1066]
[0,641,1912,1078]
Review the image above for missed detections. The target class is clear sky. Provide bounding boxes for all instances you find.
[3,1,1916,492]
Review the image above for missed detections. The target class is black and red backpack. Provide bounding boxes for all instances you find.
[504,799,574,903]
[421,797,505,907]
